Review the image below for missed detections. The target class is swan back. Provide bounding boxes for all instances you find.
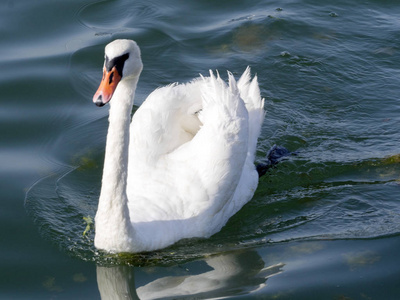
[126,70,261,246]
[128,81,203,161]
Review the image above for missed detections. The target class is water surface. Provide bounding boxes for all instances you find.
[1,0,400,299]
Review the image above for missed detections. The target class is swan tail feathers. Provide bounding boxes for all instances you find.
[238,67,265,162]
[237,66,252,91]
[199,70,245,125]
[228,71,240,96]
[183,70,249,217]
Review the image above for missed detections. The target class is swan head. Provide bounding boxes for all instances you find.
[93,39,143,107]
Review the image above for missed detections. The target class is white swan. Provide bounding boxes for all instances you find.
[93,39,265,253]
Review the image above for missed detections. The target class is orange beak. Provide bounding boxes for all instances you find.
[93,66,122,107]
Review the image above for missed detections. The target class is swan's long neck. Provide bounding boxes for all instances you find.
[94,78,138,252]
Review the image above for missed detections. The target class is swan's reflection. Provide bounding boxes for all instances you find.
[97,263,139,299]
[97,250,284,299]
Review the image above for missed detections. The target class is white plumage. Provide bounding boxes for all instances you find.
[93,39,265,253]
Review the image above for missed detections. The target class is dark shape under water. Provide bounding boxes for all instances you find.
[256,144,292,177]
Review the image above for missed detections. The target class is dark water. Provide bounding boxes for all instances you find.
[1,0,400,298]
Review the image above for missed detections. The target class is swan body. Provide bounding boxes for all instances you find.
[93,39,265,253]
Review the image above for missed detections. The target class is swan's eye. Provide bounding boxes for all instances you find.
[109,71,114,84]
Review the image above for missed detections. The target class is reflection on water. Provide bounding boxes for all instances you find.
[97,265,138,300]
[97,250,283,299]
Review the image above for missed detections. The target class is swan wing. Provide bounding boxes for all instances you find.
[164,71,250,232]
[126,69,263,245]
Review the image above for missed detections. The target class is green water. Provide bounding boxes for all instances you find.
[1,0,400,298]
